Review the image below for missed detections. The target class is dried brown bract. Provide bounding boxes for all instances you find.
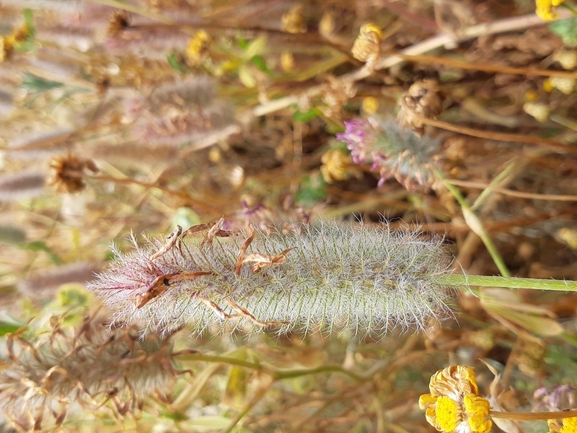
[321,75,356,120]
[397,79,444,136]
[47,153,99,194]
[235,226,294,274]
[107,9,129,37]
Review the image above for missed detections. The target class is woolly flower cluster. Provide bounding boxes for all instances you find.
[128,77,235,147]
[0,314,177,431]
[336,118,441,190]
[87,220,455,338]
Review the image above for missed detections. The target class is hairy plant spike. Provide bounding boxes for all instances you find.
[87,220,456,338]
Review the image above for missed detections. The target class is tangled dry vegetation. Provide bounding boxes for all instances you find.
[1,0,577,432]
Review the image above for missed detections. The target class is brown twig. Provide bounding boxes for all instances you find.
[420,117,577,155]
[445,179,577,202]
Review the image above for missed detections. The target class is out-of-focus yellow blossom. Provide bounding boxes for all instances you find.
[419,365,492,433]
[362,96,379,114]
[553,49,577,70]
[536,0,565,21]
[0,23,29,63]
[544,77,576,95]
[548,417,577,433]
[186,30,211,64]
[282,4,307,34]
[523,101,550,122]
[320,149,351,183]
[280,51,294,72]
[558,228,577,250]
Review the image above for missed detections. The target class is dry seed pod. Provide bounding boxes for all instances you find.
[47,153,99,193]
[397,79,444,136]
[351,23,382,64]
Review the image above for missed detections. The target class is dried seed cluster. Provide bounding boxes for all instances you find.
[87,220,455,338]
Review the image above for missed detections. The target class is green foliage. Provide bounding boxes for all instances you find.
[167,53,186,73]
[21,73,63,92]
[19,241,63,265]
[295,173,327,205]
[549,18,577,44]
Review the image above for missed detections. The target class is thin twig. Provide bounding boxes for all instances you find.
[421,117,577,154]
[446,179,577,202]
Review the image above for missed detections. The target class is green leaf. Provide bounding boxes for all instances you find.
[23,8,36,38]
[250,55,270,73]
[549,18,577,45]
[0,322,22,336]
[19,241,63,264]
[21,73,63,92]
[238,64,256,88]
[296,173,327,205]
[293,107,321,123]
[242,36,267,59]
[167,53,185,73]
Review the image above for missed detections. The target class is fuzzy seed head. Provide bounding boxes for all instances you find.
[87,220,455,338]
[0,313,177,431]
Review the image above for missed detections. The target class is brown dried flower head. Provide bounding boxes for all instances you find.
[47,153,99,193]
[397,79,444,136]
[351,23,382,64]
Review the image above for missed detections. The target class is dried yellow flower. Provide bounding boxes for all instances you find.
[419,365,492,433]
[536,0,565,20]
[549,417,577,433]
[281,4,307,34]
[0,23,29,63]
[320,149,351,183]
[351,23,382,64]
[186,30,211,64]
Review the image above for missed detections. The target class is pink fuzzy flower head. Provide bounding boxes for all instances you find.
[337,118,441,191]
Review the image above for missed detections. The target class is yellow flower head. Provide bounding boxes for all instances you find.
[536,0,565,21]
[419,365,492,433]
[549,416,577,433]
[320,149,351,183]
[186,30,211,63]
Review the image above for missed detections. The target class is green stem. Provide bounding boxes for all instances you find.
[179,353,363,381]
[439,274,577,292]
[434,168,511,277]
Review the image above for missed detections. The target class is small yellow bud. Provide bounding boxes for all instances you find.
[362,96,379,114]
[280,51,294,72]
[535,0,565,20]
